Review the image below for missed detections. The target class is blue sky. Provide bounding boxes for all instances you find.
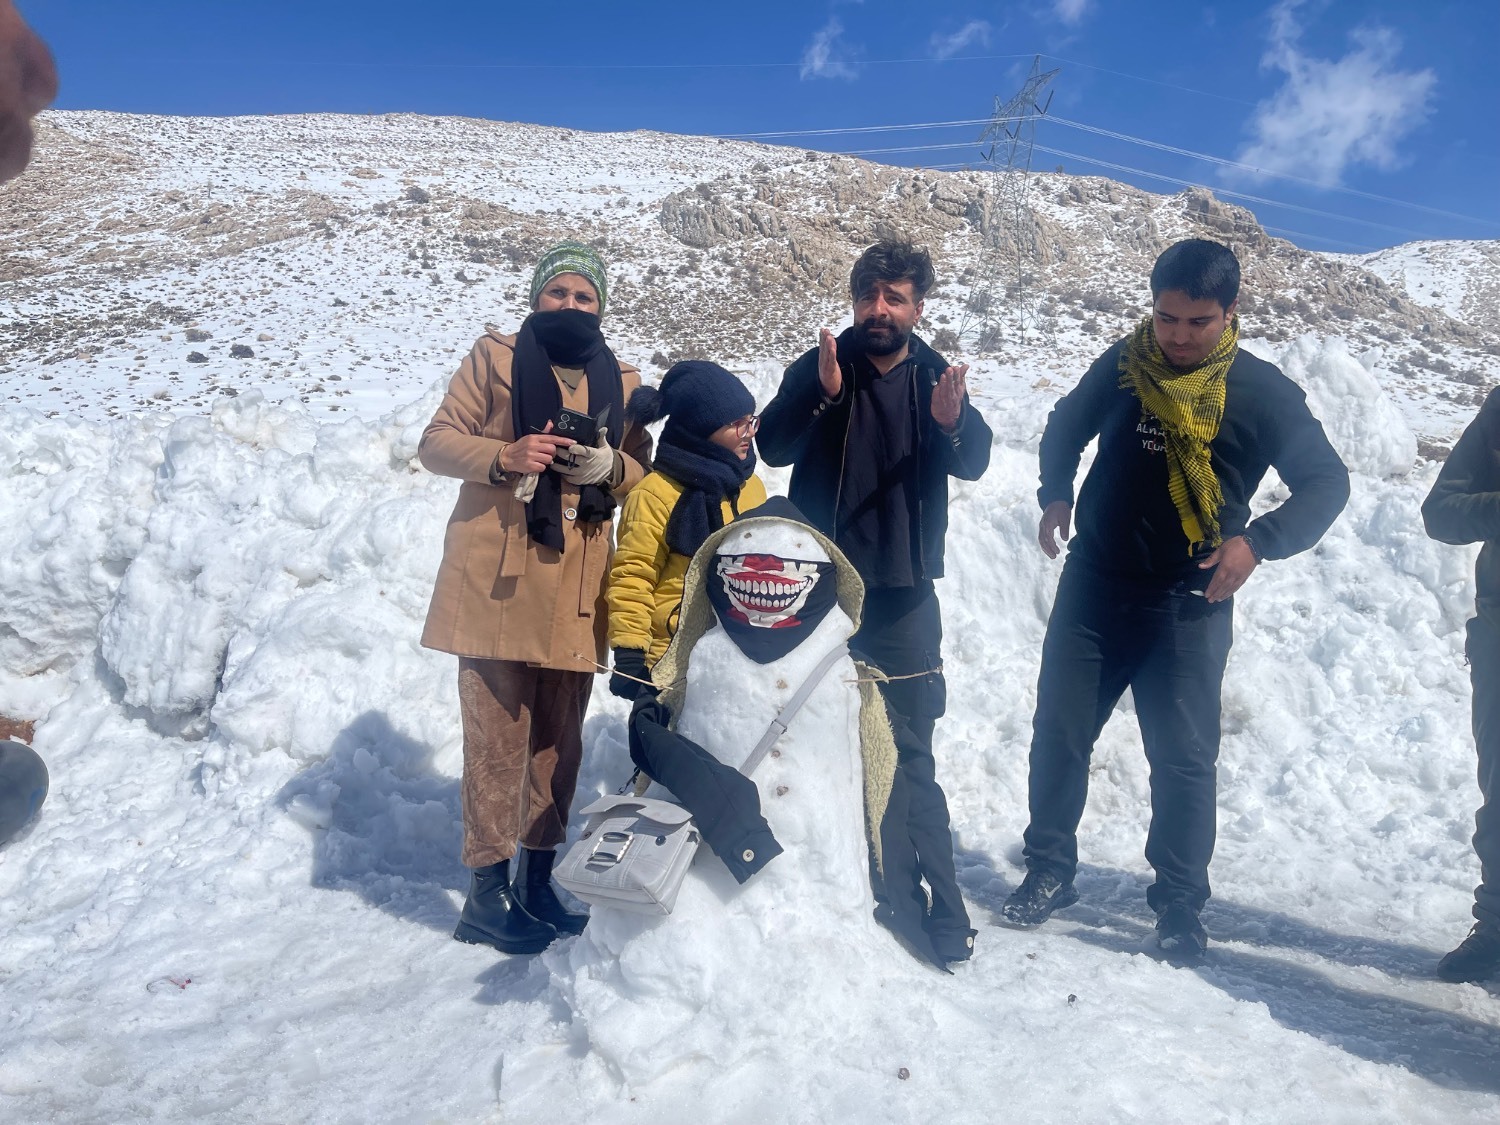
[27,0,1500,253]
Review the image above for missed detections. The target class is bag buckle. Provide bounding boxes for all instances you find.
[589,830,633,866]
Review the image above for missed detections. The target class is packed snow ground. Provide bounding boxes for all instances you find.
[2,315,1500,1122]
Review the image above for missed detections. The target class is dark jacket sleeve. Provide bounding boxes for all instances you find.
[628,701,783,883]
[756,346,835,468]
[938,397,992,482]
[1037,346,1119,509]
[1244,377,1351,561]
[1423,390,1500,546]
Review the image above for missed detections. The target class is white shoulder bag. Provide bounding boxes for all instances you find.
[555,643,847,915]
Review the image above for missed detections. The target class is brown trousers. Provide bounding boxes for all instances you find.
[457,657,592,868]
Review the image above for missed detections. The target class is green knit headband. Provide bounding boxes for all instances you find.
[529,241,608,314]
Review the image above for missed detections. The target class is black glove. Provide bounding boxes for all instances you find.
[608,648,652,701]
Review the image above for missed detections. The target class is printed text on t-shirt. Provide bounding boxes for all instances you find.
[1137,412,1165,455]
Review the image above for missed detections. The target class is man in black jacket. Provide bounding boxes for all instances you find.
[758,238,993,965]
[1004,239,1350,960]
[1422,389,1500,983]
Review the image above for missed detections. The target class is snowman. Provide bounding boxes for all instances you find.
[542,498,940,1090]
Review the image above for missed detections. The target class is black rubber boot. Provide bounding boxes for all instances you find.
[453,859,557,954]
[513,847,589,936]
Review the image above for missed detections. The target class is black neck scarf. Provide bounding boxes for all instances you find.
[705,553,839,664]
[655,419,758,558]
[510,309,626,552]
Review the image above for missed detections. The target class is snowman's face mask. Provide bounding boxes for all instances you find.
[713,554,827,628]
[705,548,839,663]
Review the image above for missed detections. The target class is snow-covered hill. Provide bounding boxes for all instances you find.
[1355,239,1500,335]
[4,111,1498,440]
[2,112,1499,1124]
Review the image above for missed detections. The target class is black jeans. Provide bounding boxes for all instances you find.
[1466,615,1500,928]
[852,582,971,944]
[1024,564,1233,913]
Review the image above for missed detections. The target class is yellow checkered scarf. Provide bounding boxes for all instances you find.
[1118,314,1239,553]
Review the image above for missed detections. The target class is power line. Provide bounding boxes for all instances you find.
[722,114,1499,233]
[1036,54,1257,107]
[725,117,996,140]
[919,162,1380,252]
[306,53,1038,72]
[1045,115,1500,231]
[1026,142,1434,241]
[831,138,1461,240]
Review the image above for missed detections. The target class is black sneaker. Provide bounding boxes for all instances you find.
[1154,903,1207,963]
[1437,923,1500,983]
[1001,870,1079,927]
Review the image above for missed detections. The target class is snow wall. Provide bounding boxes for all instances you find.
[1,333,1494,1124]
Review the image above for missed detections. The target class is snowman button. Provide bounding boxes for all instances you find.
[742,848,755,862]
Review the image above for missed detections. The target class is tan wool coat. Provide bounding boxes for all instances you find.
[420,328,652,670]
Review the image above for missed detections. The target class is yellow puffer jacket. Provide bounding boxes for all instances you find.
[607,470,769,666]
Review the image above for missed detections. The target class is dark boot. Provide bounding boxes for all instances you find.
[1001,870,1079,927]
[453,859,557,954]
[1154,902,1208,963]
[1437,923,1500,983]
[513,847,589,936]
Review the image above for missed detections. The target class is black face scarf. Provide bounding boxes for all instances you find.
[705,552,840,664]
[654,419,758,558]
[510,309,626,552]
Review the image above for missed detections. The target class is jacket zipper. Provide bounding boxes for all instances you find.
[911,367,928,577]
[831,359,854,537]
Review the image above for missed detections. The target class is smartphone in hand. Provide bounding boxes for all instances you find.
[553,405,610,446]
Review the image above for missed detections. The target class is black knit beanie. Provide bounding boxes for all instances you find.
[626,360,755,438]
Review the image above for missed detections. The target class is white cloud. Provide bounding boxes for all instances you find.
[800,18,857,81]
[1236,0,1435,187]
[930,20,991,60]
[1053,0,1091,25]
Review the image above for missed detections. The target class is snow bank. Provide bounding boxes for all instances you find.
[1,334,1498,1124]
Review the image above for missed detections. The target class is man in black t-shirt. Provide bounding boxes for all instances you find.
[758,238,993,966]
[1003,239,1350,960]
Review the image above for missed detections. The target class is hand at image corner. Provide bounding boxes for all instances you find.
[0,0,58,184]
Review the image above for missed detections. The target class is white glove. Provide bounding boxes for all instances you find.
[513,471,539,503]
[554,425,617,486]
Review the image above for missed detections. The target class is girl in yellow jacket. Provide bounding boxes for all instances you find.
[607,360,767,698]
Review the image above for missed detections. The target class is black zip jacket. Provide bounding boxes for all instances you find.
[757,329,993,581]
[629,699,783,884]
[1423,387,1500,624]
[1039,339,1350,583]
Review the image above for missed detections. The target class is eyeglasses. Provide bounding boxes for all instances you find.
[732,415,761,439]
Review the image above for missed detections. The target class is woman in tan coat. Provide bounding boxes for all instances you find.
[421,241,651,955]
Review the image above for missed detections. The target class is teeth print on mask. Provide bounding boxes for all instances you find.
[715,554,825,628]
[705,551,839,664]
